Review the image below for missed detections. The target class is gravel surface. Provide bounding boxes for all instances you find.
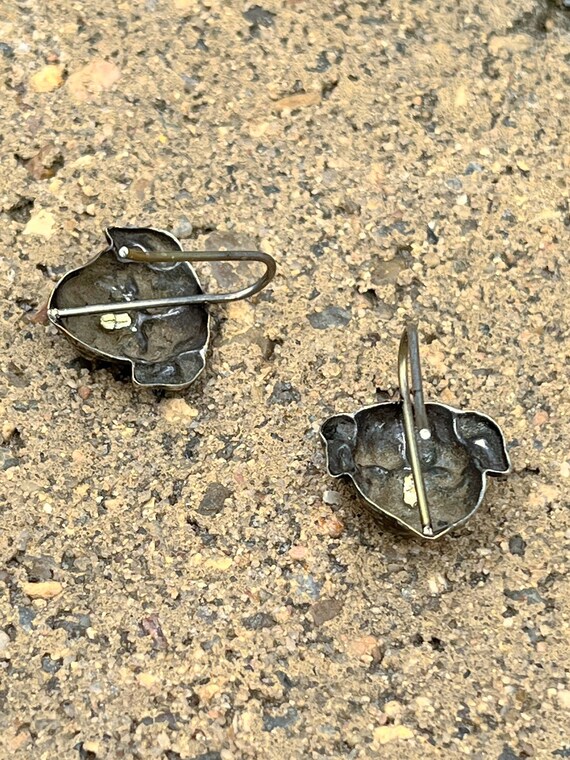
[1,1,569,758]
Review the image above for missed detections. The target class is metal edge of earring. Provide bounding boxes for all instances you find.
[47,225,212,391]
[320,399,511,540]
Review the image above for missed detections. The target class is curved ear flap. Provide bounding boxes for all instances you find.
[133,352,205,388]
[105,226,182,254]
[455,412,510,474]
[321,414,358,476]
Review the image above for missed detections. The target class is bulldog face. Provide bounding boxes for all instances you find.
[48,227,210,389]
[321,402,510,537]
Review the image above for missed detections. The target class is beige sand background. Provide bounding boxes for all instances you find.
[1,1,569,757]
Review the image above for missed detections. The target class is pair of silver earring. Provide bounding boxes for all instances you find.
[46,226,510,541]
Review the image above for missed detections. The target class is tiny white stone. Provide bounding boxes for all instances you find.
[403,474,418,507]
[0,631,10,652]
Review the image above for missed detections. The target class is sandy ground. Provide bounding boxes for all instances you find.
[1,1,570,758]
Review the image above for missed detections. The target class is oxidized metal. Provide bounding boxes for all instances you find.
[47,226,276,389]
[321,324,510,539]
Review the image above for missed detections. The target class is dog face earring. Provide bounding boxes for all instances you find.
[46,226,276,389]
[321,323,510,539]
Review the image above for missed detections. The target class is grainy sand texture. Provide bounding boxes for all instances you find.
[1,1,569,758]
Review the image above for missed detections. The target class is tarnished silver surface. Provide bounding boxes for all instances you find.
[321,326,511,539]
[47,226,276,389]
[48,227,211,389]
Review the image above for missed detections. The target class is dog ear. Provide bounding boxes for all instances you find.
[321,414,358,476]
[455,412,510,474]
[133,352,206,389]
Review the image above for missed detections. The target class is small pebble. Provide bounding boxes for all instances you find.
[160,398,199,423]
[137,672,159,689]
[199,483,232,516]
[311,598,343,626]
[346,635,380,658]
[268,381,301,405]
[308,306,351,330]
[205,556,233,571]
[383,700,403,719]
[22,210,56,239]
[172,215,194,239]
[323,516,345,538]
[29,64,64,93]
[242,612,276,630]
[373,725,414,745]
[446,178,463,192]
[82,741,100,755]
[274,92,321,111]
[66,58,121,101]
[289,545,308,561]
[0,630,10,653]
[21,581,62,599]
[1,422,17,443]
[508,535,527,557]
